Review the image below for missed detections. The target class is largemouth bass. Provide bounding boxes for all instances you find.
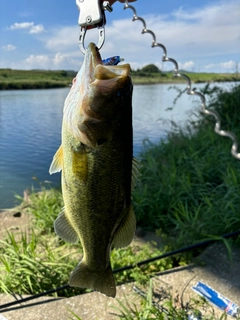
[49,43,139,297]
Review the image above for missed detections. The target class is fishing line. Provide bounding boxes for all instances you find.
[0,229,239,312]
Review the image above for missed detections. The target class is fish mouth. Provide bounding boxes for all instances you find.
[87,43,103,69]
[86,42,130,82]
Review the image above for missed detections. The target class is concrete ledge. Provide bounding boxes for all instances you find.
[0,243,239,320]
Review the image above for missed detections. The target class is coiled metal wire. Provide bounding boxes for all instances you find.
[123,0,240,160]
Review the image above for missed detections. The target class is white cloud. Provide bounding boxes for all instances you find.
[29,24,45,34]
[172,1,240,26]
[179,61,195,71]
[112,1,239,62]
[2,44,16,51]
[204,63,216,71]
[44,26,79,52]
[10,22,34,30]
[204,60,238,72]
[25,54,49,67]
[53,52,65,65]
[52,52,80,68]
[39,0,239,71]
[5,0,239,72]
[9,22,45,34]
[220,60,237,70]
[23,52,81,70]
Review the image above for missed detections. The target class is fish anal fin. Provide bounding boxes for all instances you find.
[69,260,116,298]
[49,145,63,175]
[54,210,78,244]
[112,204,136,249]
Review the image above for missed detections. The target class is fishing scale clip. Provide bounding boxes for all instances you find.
[76,0,240,159]
[76,0,113,54]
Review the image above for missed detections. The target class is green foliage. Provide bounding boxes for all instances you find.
[0,230,83,296]
[27,187,63,234]
[0,185,178,296]
[111,243,175,285]
[132,83,240,248]
[67,309,83,320]
[60,70,67,77]
[201,83,240,130]
[15,181,64,234]
[141,64,161,73]
[112,279,239,320]
[1,186,83,297]
[0,68,238,89]
[130,64,238,84]
[0,182,182,298]
[0,68,76,90]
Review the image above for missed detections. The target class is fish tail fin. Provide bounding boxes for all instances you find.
[69,260,116,297]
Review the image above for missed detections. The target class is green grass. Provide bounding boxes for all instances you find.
[23,186,64,234]
[0,67,238,90]
[0,69,76,90]
[1,187,176,297]
[0,230,83,296]
[111,243,178,285]
[68,279,240,320]
[131,71,239,85]
[111,279,239,320]
[132,83,240,249]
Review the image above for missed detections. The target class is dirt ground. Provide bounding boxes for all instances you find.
[0,207,240,319]
[0,206,31,239]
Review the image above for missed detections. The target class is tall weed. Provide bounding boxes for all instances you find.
[20,185,64,234]
[0,230,83,296]
[132,84,240,248]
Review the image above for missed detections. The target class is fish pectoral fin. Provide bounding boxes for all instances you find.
[49,145,63,175]
[54,209,78,244]
[112,204,136,249]
[69,260,116,298]
[131,157,141,190]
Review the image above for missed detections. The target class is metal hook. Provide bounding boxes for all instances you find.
[79,25,105,54]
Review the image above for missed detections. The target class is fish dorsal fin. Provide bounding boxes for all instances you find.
[132,157,141,191]
[112,204,136,249]
[49,145,63,175]
[54,209,79,244]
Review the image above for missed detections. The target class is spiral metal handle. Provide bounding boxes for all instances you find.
[123,1,240,160]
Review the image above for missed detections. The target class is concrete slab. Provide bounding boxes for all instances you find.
[0,242,239,320]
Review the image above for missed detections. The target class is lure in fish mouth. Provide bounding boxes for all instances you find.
[49,42,140,297]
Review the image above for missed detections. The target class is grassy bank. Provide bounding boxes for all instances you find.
[0,67,238,90]
[131,69,239,85]
[0,69,76,90]
[133,83,240,248]
[0,188,175,297]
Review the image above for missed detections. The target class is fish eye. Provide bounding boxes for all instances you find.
[72,78,77,85]
[116,89,125,97]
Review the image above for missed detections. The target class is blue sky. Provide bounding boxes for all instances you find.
[0,0,239,72]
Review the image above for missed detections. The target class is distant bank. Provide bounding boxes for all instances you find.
[0,66,239,90]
